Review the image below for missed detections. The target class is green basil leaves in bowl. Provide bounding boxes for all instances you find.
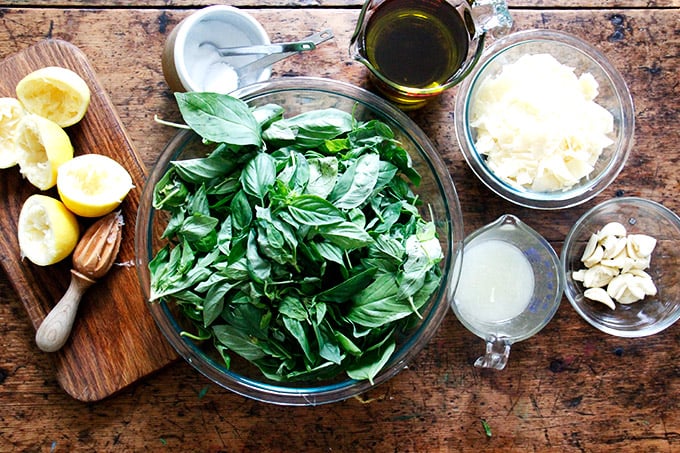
[135,77,463,405]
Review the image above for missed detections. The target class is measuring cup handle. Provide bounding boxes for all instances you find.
[474,336,512,370]
[470,0,513,37]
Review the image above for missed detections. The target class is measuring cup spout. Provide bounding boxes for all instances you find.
[470,0,513,38]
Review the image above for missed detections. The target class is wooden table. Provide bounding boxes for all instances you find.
[1,0,678,450]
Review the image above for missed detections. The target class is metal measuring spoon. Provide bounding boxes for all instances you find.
[200,41,316,57]
[235,29,334,82]
[202,29,335,92]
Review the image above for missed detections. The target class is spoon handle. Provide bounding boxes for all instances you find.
[237,29,334,81]
[35,270,96,352]
[211,41,316,57]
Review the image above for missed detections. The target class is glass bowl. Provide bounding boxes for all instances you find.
[135,77,464,405]
[454,29,635,209]
[561,197,680,337]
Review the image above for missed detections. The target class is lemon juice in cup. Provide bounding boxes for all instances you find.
[451,215,564,370]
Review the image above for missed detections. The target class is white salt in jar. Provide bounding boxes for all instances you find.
[161,5,271,93]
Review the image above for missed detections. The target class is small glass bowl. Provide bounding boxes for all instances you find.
[562,197,680,337]
[136,77,464,405]
[454,29,635,210]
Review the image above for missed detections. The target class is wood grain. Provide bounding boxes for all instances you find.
[0,39,177,402]
[0,4,678,452]
[2,0,679,8]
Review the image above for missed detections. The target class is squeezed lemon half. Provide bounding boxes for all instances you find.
[57,154,134,217]
[16,114,74,190]
[0,97,25,169]
[18,194,80,266]
[16,66,91,128]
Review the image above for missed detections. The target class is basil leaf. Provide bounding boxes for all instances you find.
[203,280,236,327]
[347,274,415,328]
[329,153,380,209]
[175,92,263,147]
[241,152,276,201]
[213,324,267,361]
[252,103,284,129]
[316,321,343,365]
[262,108,353,148]
[287,195,344,226]
[346,338,396,384]
[282,317,314,363]
[171,155,232,183]
[279,296,308,321]
[246,229,271,283]
[306,156,338,198]
[318,221,374,250]
[179,213,218,243]
[153,168,188,209]
[230,190,252,233]
[317,266,378,303]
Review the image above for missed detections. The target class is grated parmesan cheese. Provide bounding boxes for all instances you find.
[470,53,615,192]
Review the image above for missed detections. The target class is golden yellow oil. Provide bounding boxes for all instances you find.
[363,0,469,89]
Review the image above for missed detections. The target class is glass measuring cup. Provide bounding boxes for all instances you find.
[349,0,513,110]
[451,215,564,370]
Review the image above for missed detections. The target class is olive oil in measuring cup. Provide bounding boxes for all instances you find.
[363,0,470,89]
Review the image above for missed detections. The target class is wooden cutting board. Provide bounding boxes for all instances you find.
[0,39,178,401]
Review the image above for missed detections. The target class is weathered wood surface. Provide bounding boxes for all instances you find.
[3,0,680,8]
[1,4,679,452]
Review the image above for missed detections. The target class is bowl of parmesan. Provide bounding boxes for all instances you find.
[454,29,635,209]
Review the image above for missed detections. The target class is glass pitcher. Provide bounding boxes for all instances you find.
[349,0,513,110]
[451,215,564,370]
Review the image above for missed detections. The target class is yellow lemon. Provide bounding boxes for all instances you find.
[16,66,91,128]
[0,97,25,169]
[57,154,134,218]
[16,114,74,191]
[18,194,80,266]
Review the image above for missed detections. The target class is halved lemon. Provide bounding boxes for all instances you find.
[0,97,25,169]
[16,66,91,128]
[57,154,134,217]
[18,194,80,266]
[16,114,74,190]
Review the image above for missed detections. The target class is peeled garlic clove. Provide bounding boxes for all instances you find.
[626,277,647,300]
[572,269,587,282]
[584,287,616,310]
[626,272,658,297]
[598,222,627,238]
[602,236,627,259]
[640,277,658,296]
[627,234,657,259]
[620,256,637,274]
[607,273,634,301]
[630,256,651,271]
[583,264,619,288]
[583,245,604,268]
[628,269,652,280]
[601,247,628,268]
[616,288,644,304]
[581,233,600,263]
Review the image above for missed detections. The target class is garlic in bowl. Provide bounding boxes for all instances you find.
[561,197,680,337]
[454,29,635,209]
